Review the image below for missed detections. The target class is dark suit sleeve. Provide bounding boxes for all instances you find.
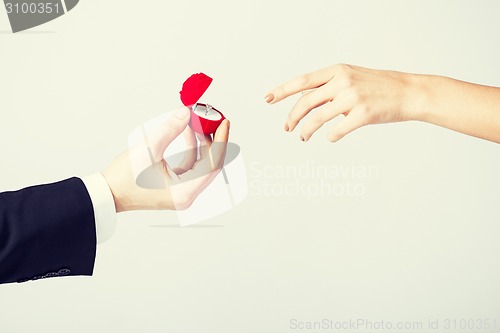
[0,177,97,284]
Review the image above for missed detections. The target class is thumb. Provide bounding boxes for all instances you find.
[147,107,191,162]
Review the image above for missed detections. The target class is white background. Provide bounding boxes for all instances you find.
[1,1,500,332]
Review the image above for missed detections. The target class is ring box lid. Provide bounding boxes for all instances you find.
[180,73,213,107]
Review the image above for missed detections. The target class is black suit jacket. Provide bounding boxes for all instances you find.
[0,178,97,284]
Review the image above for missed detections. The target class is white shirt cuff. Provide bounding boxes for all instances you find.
[81,173,117,244]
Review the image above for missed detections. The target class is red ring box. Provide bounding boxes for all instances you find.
[189,103,226,135]
[180,73,226,135]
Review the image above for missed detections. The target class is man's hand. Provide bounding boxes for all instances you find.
[102,107,230,212]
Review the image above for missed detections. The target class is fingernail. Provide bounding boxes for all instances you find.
[265,93,274,104]
[284,123,289,132]
[174,107,189,119]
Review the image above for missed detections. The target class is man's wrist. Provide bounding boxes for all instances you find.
[81,173,117,243]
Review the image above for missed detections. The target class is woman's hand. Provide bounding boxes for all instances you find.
[265,64,422,142]
[266,63,500,144]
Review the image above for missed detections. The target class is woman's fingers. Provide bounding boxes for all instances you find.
[285,81,339,132]
[327,109,367,143]
[265,64,379,143]
[300,93,355,141]
[265,66,337,104]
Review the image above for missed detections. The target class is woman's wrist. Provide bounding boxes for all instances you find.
[401,73,437,123]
